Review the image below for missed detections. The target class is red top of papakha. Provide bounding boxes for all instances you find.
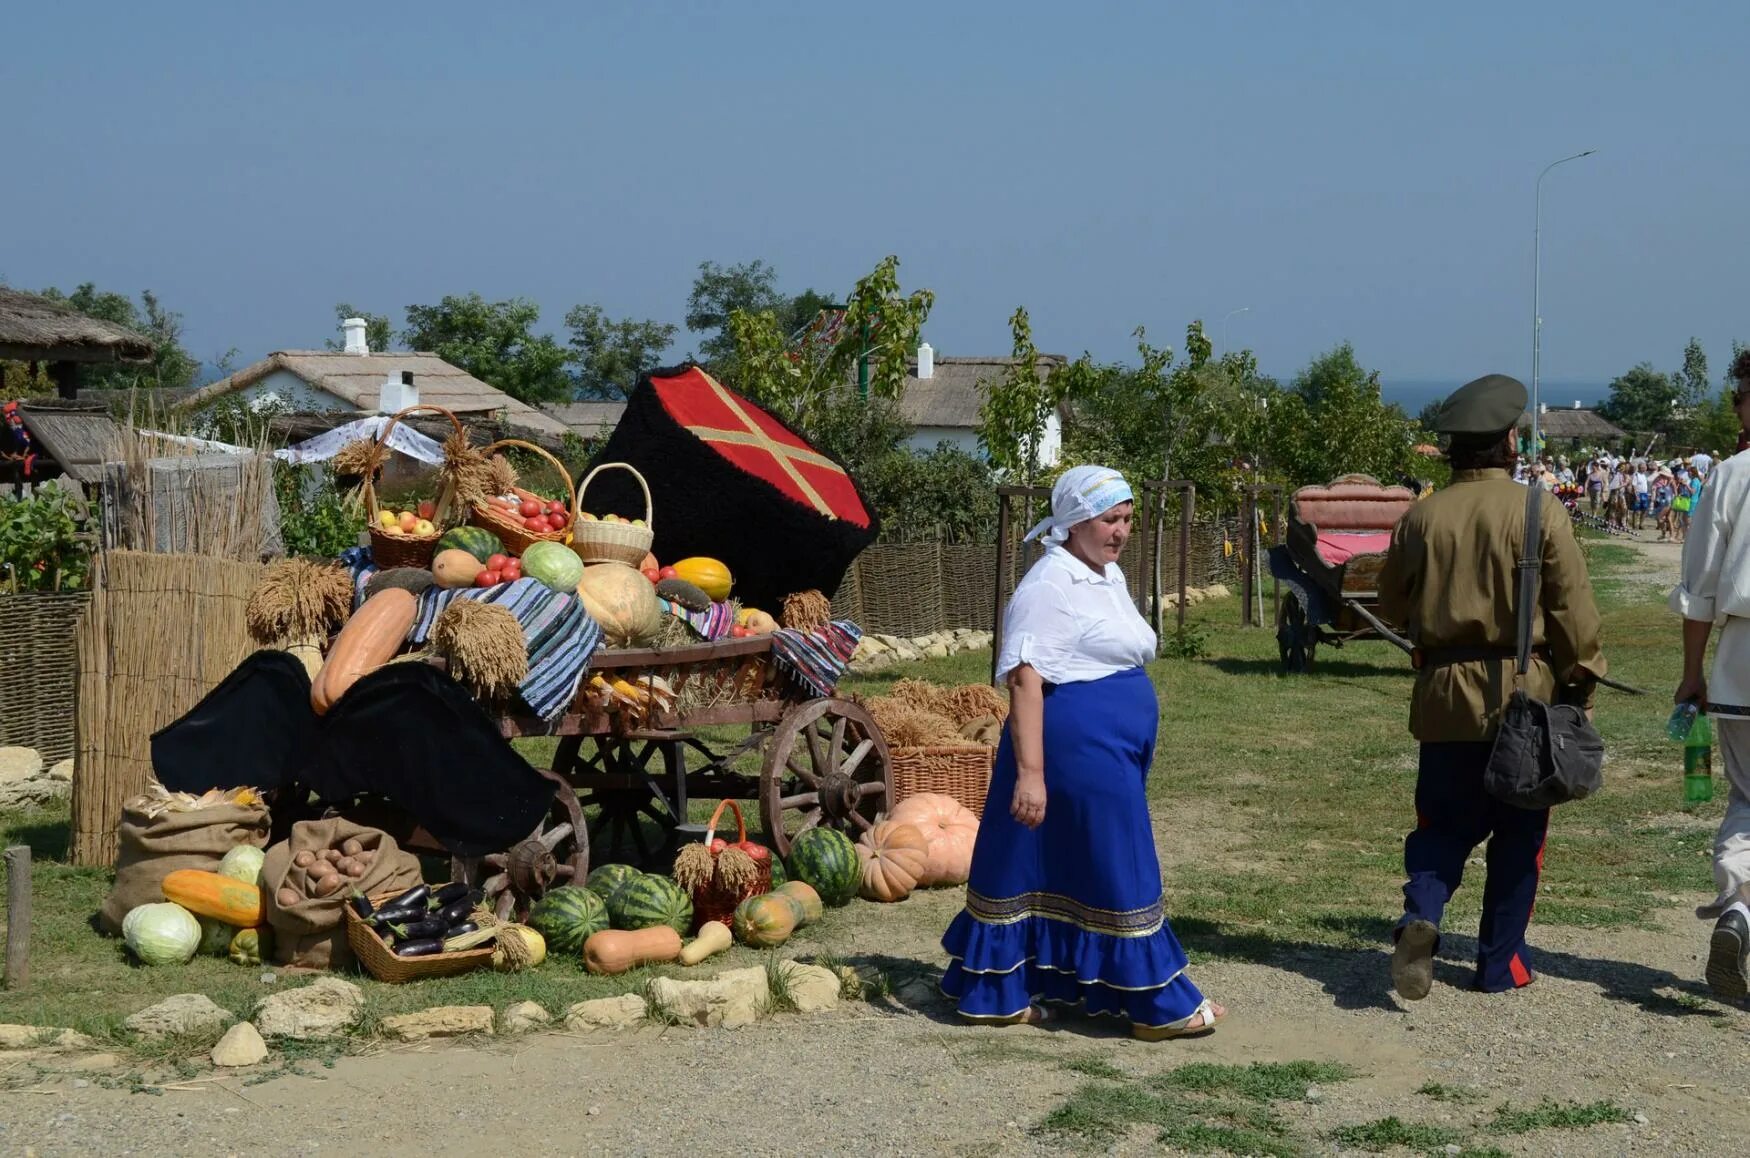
[650,367,871,528]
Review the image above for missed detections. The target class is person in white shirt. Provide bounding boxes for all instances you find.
[1631,466,1650,531]
[1672,379,1750,999]
[941,465,1224,1039]
[1692,451,1713,478]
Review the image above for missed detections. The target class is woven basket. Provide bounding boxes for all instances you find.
[685,799,773,932]
[344,889,494,983]
[571,462,655,567]
[363,405,467,570]
[469,438,579,557]
[890,745,996,819]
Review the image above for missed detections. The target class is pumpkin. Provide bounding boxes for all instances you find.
[583,926,683,974]
[855,822,930,902]
[493,925,546,972]
[678,920,733,965]
[741,610,778,636]
[670,557,733,602]
[774,881,822,927]
[732,893,796,948]
[888,793,979,886]
[432,548,486,589]
[311,588,417,714]
[228,925,273,966]
[161,868,263,927]
[576,562,665,647]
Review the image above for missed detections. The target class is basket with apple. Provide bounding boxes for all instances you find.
[362,405,467,569]
[570,462,655,568]
[467,439,578,557]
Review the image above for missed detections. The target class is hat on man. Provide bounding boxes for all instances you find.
[1433,374,1529,436]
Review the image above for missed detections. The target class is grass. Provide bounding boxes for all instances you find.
[1328,1116,1466,1150]
[1154,1059,1355,1101]
[1488,1097,1634,1135]
[1417,1080,1487,1104]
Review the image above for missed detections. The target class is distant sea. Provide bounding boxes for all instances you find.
[1381,379,1609,416]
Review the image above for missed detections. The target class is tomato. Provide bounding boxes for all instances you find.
[524,516,548,532]
[502,561,522,580]
[729,625,749,638]
[658,566,678,581]
[641,567,661,584]
[546,500,565,515]
[487,554,509,572]
[519,498,542,518]
[547,511,568,528]
[475,570,500,587]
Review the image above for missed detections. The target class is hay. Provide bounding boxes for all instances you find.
[432,600,527,703]
[487,454,518,497]
[889,678,949,715]
[329,437,382,481]
[715,847,758,892]
[780,589,832,632]
[865,697,963,748]
[939,683,1009,726]
[672,842,715,893]
[959,715,1002,746]
[245,558,354,645]
[441,431,494,511]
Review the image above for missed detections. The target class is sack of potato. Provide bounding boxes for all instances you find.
[261,818,421,969]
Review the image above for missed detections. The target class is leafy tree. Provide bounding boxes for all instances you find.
[1681,340,1748,453]
[563,305,676,399]
[976,307,1054,484]
[34,283,200,390]
[1260,343,1420,488]
[324,303,395,353]
[686,260,838,369]
[1596,363,1679,436]
[1678,337,1710,409]
[401,294,573,405]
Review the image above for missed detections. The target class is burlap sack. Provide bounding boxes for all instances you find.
[99,797,271,935]
[262,818,422,970]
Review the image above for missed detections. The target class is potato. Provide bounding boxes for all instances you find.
[336,857,361,877]
[313,873,345,897]
[321,848,343,864]
[292,850,316,868]
[309,859,337,880]
[340,837,364,857]
[357,849,376,865]
[276,886,302,908]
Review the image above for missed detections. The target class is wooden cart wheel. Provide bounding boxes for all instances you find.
[576,738,683,870]
[475,771,588,922]
[1277,590,1316,675]
[759,698,891,858]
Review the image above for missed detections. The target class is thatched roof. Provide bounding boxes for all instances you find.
[14,400,130,483]
[543,400,626,438]
[1517,407,1626,442]
[0,287,156,364]
[895,355,1067,428]
[181,350,569,439]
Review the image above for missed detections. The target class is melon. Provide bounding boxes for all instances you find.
[613,873,694,935]
[732,893,796,948]
[670,557,733,602]
[527,885,608,955]
[576,562,664,647]
[788,828,859,906]
[774,880,822,927]
[436,526,503,563]
[432,548,486,589]
[522,540,585,593]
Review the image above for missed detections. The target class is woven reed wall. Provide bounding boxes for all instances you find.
[0,591,91,762]
[71,551,265,866]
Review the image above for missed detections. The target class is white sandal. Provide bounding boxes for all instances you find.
[1133,998,1225,1041]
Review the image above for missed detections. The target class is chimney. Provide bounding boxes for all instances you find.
[1539,403,1548,414]
[917,341,934,380]
[379,370,417,413]
[342,317,369,355]
[1573,400,1582,409]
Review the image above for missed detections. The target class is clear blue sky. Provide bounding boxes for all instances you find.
[6,1,1745,400]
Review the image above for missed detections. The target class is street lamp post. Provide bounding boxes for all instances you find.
[1531,150,1596,454]
[1220,307,1250,358]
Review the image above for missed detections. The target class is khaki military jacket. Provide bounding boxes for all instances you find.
[1377,469,1607,742]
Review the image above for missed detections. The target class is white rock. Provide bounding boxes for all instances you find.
[1203,584,1231,600]
[891,640,923,662]
[125,994,233,1040]
[47,758,74,781]
[650,966,768,1028]
[380,1005,494,1041]
[0,748,43,783]
[210,1022,268,1067]
[564,994,647,1031]
[784,963,842,1013]
[254,977,364,1040]
[501,1000,552,1034]
[921,643,950,660]
[0,1025,95,1052]
[0,748,66,810]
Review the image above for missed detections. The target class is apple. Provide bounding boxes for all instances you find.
[376,510,398,530]
[413,519,435,536]
[417,500,436,521]
[730,625,750,638]
[578,512,598,522]
[631,518,647,527]
[475,570,500,587]
[397,512,418,533]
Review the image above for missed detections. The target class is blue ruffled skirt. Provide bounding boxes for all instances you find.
[940,667,1205,1028]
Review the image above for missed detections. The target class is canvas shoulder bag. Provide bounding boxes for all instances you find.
[1483,483,1606,809]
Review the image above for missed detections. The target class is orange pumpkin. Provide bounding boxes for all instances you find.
[311,588,417,714]
[855,822,930,902]
[888,793,979,886]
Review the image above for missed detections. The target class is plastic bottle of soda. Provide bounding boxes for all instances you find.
[1684,710,1714,805]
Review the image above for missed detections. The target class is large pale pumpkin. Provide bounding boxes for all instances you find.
[889,793,979,886]
[855,821,930,903]
[576,562,664,647]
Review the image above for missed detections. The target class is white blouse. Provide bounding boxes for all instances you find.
[1671,449,1750,712]
[995,546,1158,685]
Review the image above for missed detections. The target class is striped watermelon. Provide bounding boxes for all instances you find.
[436,526,503,563]
[767,856,788,889]
[788,828,859,906]
[614,873,694,934]
[586,863,640,908]
[528,886,608,955]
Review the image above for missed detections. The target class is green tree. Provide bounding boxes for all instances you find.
[323,303,395,353]
[976,307,1051,483]
[686,260,785,365]
[1678,337,1710,409]
[1260,343,1420,488]
[1596,363,1679,436]
[401,294,573,405]
[563,304,676,399]
[35,283,199,390]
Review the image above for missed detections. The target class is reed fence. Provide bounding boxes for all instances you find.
[0,591,90,763]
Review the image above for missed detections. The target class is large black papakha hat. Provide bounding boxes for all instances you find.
[1434,373,1529,437]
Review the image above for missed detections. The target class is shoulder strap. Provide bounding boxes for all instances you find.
[1514,482,1542,679]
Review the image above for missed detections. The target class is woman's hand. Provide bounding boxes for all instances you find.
[1012,771,1046,829]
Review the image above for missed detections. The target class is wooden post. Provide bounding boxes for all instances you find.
[1240,489,1257,627]
[1178,487,1194,631]
[990,493,1013,688]
[4,845,29,989]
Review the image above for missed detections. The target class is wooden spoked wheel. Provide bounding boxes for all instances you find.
[1277,591,1316,675]
[473,775,588,922]
[759,698,891,858]
[575,738,683,870]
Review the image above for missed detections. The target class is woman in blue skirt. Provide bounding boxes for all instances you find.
[941,465,1224,1039]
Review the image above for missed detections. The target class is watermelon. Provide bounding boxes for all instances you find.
[614,873,694,934]
[522,540,585,593]
[767,856,788,889]
[586,863,640,909]
[436,525,503,563]
[788,828,859,906]
[528,886,608,955]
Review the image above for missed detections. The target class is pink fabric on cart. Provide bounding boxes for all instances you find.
[1315,531,1393,566]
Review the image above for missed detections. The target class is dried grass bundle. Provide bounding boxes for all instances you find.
[441,430,494,510]
[959,715,1002,746]
[433,599,528,702]
[889,678,950,715]
[715,847,759,892]
[487,454,518,497]
[939,683,1010,726]
[672,842,715,893]
[329,438,383,481]
[246,558,354,645]
[780,589,832,632]
[866,697,963,747]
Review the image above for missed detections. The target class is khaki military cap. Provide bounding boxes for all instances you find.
[1434,374,1528,436]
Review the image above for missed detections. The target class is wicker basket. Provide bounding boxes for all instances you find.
[890,745,996,819]
[344,889,494,983]
[469,438,579,557]
[684,799,773,931]
[570,462,655,567]
[363,405,467,570]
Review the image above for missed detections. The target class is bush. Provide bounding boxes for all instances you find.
[274,464,362,559]
[0,485,94,591]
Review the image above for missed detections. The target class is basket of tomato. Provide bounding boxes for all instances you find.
[468,439,577,556]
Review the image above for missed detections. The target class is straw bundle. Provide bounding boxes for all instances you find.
[780,589,832,632]
[441,431,494,511]
[486,454,518,498]
[433,600,528,702]
[939,683,1009,726]
[672,841,714,891]
[865,698,963,748]
[329,437,382,481]
[245,558,353,646]
[959,716,1002,746]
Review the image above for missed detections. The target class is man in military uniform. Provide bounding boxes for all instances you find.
[1377,374,1607,1000]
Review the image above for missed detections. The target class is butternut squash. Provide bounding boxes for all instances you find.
[312,588,418,714]
[161,869,263,927]
[583,926,682,974]
[677,920,733,966]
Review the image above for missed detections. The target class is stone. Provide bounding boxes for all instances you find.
[501,1000,552,1035]
[381,1005,495,1041]
[564,994,647,1031]
[210,1022,269,1067]
[0,1025,95,1052]
[125,994,233,1040]
[1203,584,1231,601]
[890,640,923,662]
[0,748,44,783]
[47,758,74,781]
[650,966,768,1028]
[784,963,842,1013]
[253,976,364,1041]
[0,748,68,811]
[921,643,950,660]
[63,1052,125,1072]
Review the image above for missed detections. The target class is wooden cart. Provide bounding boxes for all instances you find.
[443,633,891,920]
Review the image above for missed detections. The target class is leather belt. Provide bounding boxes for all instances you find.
[1411,645,1550,671]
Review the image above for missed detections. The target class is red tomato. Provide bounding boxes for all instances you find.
[519,498,542,518]
[658,566,678,581]
[546,511,568,528]
[502,563,522,581]
[640,567,660,584]
[546,500,565,515]
[475,570,500,587]
[524,516,548,532]
[729,625,749,638]
[487,554,509,572]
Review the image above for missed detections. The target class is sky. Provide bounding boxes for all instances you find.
[6,1,1747,406]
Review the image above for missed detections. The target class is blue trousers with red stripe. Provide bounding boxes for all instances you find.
[1398,740,1550,992]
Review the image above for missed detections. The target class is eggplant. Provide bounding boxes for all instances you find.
[347,890,374,920]
[387,916,448,941]
[430,882,471,909]
[394,938,447,957]
[445,921,478,939]
[381,883,430,915]
[432,897,476,927]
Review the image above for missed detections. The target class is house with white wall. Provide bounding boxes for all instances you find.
[898,345,1068,465]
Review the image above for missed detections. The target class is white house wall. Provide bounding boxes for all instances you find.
[235,369,351,413]
[898,414,1061,467]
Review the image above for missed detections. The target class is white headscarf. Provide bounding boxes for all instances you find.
[1023,465,1135,544]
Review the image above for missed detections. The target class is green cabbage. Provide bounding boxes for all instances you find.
[197,916,236,957]
[122,902,201,965]
[216,845,266,886]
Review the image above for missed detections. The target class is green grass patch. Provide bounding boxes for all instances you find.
[1416,1080,1486,1104]
[1488,1097,1634,1135]
[1328,1115,1466,1150]
[1154,1059,1355,1101]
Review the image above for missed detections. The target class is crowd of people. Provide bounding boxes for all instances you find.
[1516,448,1718,541]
